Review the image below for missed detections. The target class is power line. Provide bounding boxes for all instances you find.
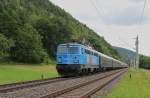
[118,36,134,49]
[89,0,103,20]
[88,0,106,33]
[139,0,147,25]
[95,0,133,48]
[89,0,111,33]
[96,0,111,26]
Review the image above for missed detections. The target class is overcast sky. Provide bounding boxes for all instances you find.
[50,0,150,56]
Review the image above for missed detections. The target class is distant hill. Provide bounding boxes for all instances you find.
[114,46,150,69]
[113,46,136,64]
[0,0,120,63]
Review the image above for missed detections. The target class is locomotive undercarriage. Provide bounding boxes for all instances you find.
[56,64,101,76]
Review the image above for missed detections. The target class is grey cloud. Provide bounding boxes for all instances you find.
[77,15,99,21]
[103,6,147,25]
[131,0,145,3]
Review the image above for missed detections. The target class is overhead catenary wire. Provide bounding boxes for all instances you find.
[89,0,112,31]
[86,0,103,34]
[118,36,134,49]
[88,0,113,31]
[136,0,147,35]
[138,0,147,25]
[89,0,104,21]
[89,0,134,49]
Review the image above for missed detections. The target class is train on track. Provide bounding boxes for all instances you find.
[56,43,127,76]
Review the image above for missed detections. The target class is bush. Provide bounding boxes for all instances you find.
[140,55,150,69]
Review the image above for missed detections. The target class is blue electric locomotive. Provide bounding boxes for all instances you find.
[56,43,127,76]
[56,43,100,76]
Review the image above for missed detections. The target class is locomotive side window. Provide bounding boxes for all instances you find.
[85,49,95,55]
[85,49,90,54]
[94,53,98,57]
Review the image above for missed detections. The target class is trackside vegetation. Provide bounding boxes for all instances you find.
[106,69,150,98]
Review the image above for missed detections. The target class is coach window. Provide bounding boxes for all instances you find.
[85,49,90,54]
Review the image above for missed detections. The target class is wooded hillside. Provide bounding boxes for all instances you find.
[0,0,120,63]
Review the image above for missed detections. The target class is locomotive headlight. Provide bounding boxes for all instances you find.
[74,60,79,63]
[73,56,79,63]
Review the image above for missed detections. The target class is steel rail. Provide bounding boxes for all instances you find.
[40,69,127,98]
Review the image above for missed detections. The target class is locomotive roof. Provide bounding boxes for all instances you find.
[59,43,85,46]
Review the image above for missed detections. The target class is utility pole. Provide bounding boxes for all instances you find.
[135,35,139,69]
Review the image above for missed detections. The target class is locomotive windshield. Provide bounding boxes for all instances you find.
[58,45,79,54]
[59,46,67,54]
[68,47,78,54]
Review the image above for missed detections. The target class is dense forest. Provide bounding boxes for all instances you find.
[0,0,121,64]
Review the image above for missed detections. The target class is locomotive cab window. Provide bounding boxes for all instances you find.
[58,46,79,54]
[58,46,67,54]
[68,47,79,54]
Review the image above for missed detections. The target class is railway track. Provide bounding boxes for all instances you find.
[0,77,67,93]
[41,69,127,98]
[56,69,126,98]
[0,73,105,93]
[0,69,127,98]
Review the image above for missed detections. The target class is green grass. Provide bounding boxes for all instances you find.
[106,68,150,98]
[0,63,58,85]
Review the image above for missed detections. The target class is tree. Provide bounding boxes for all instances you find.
[0,33,14,56]
[139,55,150,69]
[34,17,71,57]
[11,24,48,63]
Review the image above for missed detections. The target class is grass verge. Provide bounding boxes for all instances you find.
[106,68,150,98]
[0,63,58,85]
